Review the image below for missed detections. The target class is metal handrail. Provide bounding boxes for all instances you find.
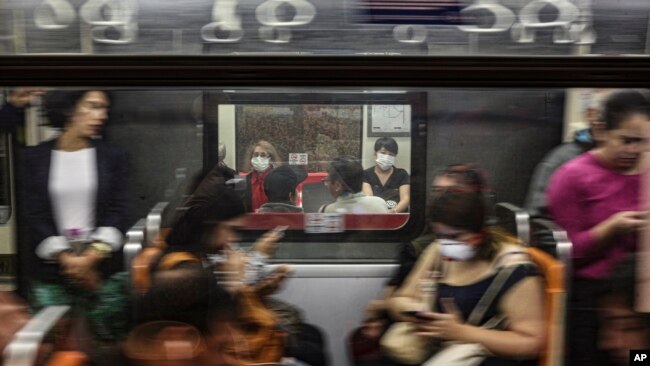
[145,202,168,247]
[3,305,70,366]
[124,218,146,271]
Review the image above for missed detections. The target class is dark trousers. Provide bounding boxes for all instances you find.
[568,278,615,366]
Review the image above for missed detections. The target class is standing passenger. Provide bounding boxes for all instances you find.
[20,89,129,343]
[547,89,650,366]
[242,140,281,212]
[362,137,410,213]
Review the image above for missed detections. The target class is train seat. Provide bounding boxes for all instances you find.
[494,202,530,244]
[525,246,566,366]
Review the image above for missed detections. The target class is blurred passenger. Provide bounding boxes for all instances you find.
[242,140,282,212]
[217,141,237,182]
[389,190,544,365]
[598,256,650,366]
[0,88,45,141]
[140,187,326,366]
[320,156,387,213]
[349,163,488,366]
[362,137,410,213]
[20,90,129,344]
[127,266,241,366]
[525,88,612,218]
[258,165,307,213]
[547,89,650,366]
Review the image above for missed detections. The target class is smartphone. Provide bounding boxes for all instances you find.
[273,225,289,233]
[401,310,427,319]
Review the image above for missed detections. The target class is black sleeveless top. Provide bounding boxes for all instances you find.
[435,262,540,366]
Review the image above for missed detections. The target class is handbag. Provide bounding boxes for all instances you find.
[380,256,444,365]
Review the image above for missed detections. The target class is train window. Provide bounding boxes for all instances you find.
[2,85,580,263]
[0,1,648,56]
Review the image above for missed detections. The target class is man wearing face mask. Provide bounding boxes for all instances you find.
[243,140,281,212]
[362,137,410,213]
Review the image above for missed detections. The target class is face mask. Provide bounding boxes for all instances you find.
[438,239,477,261]
[251,156,270,172]
[376,153,395,171]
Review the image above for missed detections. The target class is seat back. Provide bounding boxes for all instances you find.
[494,202,530,244]
[525,247,566,366]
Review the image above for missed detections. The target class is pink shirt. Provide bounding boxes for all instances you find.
[547,152,640,279]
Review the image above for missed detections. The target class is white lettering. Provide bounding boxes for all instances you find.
[201,0,244,43]
[34,0,76,30]
[256,0,316,43]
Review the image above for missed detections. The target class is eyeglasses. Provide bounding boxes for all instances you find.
[252,152,270,158]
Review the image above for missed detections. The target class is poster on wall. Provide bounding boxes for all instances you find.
[368,105,411,137]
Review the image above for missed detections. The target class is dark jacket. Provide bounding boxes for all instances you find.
[20,138,128,281]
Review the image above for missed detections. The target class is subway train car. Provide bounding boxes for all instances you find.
[2,0,650,365]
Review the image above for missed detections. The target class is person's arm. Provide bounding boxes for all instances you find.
[415,275,545,359]
[92,147,128,252]
[387,244,439,321]
[547,166,645,260]
[362,182,374,196]
[19,148,70,260]
[393,184,410,213]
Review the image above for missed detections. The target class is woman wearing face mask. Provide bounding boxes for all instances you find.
[243,140,281,212]
[362,137,410,213]
[547,89,650,366]
[388,190,544,365]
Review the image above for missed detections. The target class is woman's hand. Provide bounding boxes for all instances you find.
[253,229,284,257]
[256,264,291,296]
[58,252,101,290]
[414,298,469,342]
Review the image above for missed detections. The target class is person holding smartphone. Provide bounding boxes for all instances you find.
[388,190,544,365]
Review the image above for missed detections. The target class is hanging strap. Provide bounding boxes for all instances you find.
[466,264,519,326]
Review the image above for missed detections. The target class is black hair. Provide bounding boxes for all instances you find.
[428,190,485,234]
[43,89,110,129]
[139,266,236,333]
[165,188,246,252]
[329,155,364,193]
[264,165,299,202]
[374,137,399,155]
[602,89,650,130]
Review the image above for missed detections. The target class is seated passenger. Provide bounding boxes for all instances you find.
[258,165,306,213]
[389,190,544,365]
[319,156,387,213]
[243,140,282,212]
[547,89,650,366]
[362,137,410,213]
[598,255,650,366]
[350,164,489,366]
[140,187,326,366]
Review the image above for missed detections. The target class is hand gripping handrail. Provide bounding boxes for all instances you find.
[145,202,168,247]
[124,218,146,271]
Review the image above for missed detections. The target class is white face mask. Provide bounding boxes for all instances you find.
[251,156,270,172]
[376,153,395,171]
[438,239,477,261]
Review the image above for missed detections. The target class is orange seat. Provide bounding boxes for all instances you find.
[525,247,566,366]
[45,351,88,366]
